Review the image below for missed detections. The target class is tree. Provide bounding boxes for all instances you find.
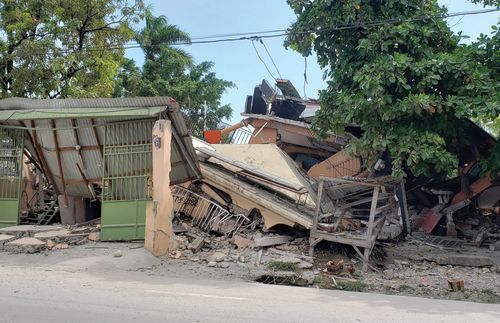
[286,0,499,176]
[135,10,191,62]
[0,0,145,99]
[114,11,234,137]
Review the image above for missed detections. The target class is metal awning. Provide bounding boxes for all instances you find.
[0,97,201,198]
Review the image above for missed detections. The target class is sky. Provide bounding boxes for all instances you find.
[126,0,499,125]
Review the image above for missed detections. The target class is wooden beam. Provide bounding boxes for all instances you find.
[26,120,60,195]
[363,185,380,272]
[310,179,324,256]
[51,120,68,205]
[366,186,380,241]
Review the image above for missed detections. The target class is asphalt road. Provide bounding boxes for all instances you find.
[0,265,499,323]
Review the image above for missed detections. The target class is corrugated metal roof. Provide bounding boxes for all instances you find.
[0,97,201,199]
[0,97,178,110]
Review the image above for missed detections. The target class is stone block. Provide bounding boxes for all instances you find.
[34,229,70,240]
[5,237,46,253]
[435,254,492,267]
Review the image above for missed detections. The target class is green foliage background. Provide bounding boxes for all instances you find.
[0,2,234,136]
[286,0,499,176]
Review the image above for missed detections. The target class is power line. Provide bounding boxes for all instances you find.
[9,8,500,55]
[259,39,283,79]
[186,8,499,42]
[251,40,277,80]
[115,8,500,50]
[303,56,308,99]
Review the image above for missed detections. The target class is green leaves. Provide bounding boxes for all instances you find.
[114,12,235,137]
[0,0,145,99]
[287,0,499,176]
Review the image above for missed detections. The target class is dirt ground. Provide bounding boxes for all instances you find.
[1,232,499,304]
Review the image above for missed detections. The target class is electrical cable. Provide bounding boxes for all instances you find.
[23,8,499,55]
[303,56,308,99]
[183,8,500,41]
[259,39,283,79]
[251,40,277,81]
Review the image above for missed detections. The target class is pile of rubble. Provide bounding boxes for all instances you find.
[195,79,499,260]
[0,221,100,253]
[1,82,497,301]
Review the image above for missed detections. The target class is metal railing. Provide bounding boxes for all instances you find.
[172,185,249,235]
[0,128,23,199]
[102,120,153,201]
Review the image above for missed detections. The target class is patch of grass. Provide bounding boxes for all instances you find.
[267,261,300,272]
[398,284,416,293]
[313,275,333,289]
[480,289,500,304]
[420,287,433,296]
[338,281,369,292]
[383,285,395,295]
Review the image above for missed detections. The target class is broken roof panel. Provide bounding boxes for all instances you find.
[0,97,200,198]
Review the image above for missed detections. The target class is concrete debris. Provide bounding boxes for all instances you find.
[252,235,294,248]
[34,229,71,240]
[54,243,69,250]
[87,232,99,241]
[114,250,123,258]
[170,250,182,259]
[233,235,252,249]
[0,225,62,236]
[433,254,493,267]
[256,249,263,265]
[218,262,230,269]
[210,252,227,263]
[0,223,100,253]
[301,271,316,285]
[5,237,46,253]
[46,239,56,249]
[189,236,205,253]
[0,234,16,246]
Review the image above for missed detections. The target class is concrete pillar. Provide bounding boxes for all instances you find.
[145,120,174,256]
[58,195,86,224]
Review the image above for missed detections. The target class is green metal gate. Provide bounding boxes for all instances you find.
[0,128,24,228]
[100,120,154,241]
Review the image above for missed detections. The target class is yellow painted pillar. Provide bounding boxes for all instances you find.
[145,120,175,256]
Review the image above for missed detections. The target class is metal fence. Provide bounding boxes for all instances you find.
[0,128,23,199]
[172,185,249,235]
[102,120,154,201]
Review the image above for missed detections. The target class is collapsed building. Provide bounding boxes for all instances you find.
[196,79,499,267]
[0,97,200,254]
[0,80,498,270]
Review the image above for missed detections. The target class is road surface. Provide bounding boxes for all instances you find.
[0,264,498,323]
